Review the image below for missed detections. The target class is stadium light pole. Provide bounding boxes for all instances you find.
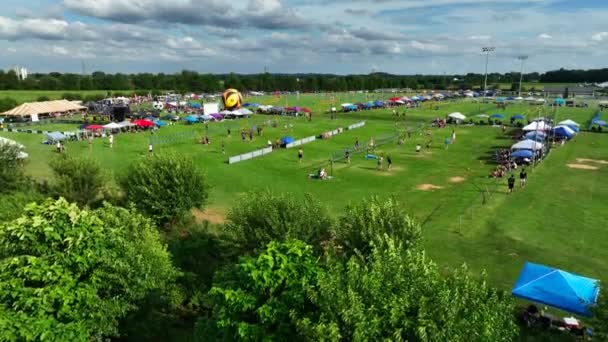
[482,47,495,100]
[517,55,528,97]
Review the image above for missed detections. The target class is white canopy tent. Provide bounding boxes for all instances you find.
[525,96,536,101]
[515,96,524,101]
[103,122,123,130]
[523,121,550,132]
[448,112,467,120]
[558,119,580,127]
[512,139,544,151]
[117,121,135,127]
[341,103,353,107]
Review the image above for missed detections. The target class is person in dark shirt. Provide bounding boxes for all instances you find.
[508,174,515,194]
[387,155,392,171]
[298,148,303,163]
[520,169,527,187]
[345,150,350,164]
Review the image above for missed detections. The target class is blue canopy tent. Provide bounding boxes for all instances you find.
[511,114,526,120]
[200,114,213,121]
[242,103,260,107]
[507,96,515,101]
[490,113,505,119]
[154,120,167,127]
[496,97,505,103]
[553,126,575,140]
[281,136,294,145]
[554,98,565,106]
[524,131,546,142]
[511,150,534,159]
[512,262,600,317]
[185,115,199,124]
[374,100,385,107]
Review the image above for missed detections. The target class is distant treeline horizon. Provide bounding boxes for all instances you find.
[1,67,607,93]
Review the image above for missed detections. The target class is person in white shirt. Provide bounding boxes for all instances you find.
[109,134,114,148]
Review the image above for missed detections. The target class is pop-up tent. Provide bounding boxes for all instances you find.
[103,122,122,130]
[46,132,67,143]
[512,262,600,317]
[511,150,534,159]
[553,125,576,139]
[511,114,526,120]
[511,139,544,151]
[523,121,550,132]
[447,112,466,120]
[490,113,504,119]
[524,131,546,142]
[554,98,565,105]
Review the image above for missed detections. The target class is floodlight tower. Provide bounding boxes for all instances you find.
[482,46,495,99]
[517,55,528,97]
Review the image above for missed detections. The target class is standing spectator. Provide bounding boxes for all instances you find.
[345,150,351,164]
[444,137,450,149]
[387,155,392,171]
[520,169,527,188]
[451,129,456,143]
[148,143,153,155]
[354,137,360,150]
[221,140,225,154]
[416,144,421,153]
[109,134,114,149]
[298,147,303,164]
[377,156,384,171]
[508,174,515,194]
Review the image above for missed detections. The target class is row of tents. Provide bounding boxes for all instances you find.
[509,119,579,158]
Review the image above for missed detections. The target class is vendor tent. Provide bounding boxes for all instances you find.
[511,139,544,151]
[511,150,534,159]
[490,113,504,119]
[200,114,213,121]
[558,119,580,127]
[475,114,489,118]
[524,131,546,142]
[511,114,526,120]
[512,262,600,317]
[133,119,154,128]
[447,112,466,120]
[523,121,550,132]
[553,125,576,139]
[554,98,565,105]
[154,120,167,127]
[85,124,103,130]
[2,99,86,117]
[117,121,135,127]
[103,122,122,130]
[46,132,67,142]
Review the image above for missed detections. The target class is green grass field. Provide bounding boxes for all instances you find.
[0,90,135,103]
[2,94,606,293]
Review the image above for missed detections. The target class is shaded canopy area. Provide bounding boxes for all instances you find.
[512,262,600,317]
[2,100,86,117]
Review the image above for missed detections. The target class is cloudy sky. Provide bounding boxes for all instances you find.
[1,0,607,74]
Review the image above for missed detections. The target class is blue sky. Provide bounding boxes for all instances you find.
[1,0,607,74]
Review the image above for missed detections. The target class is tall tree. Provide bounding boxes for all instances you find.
[0,199,180,341]
[49,154,109,208]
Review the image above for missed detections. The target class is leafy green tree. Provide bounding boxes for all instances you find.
[0,199,180,341]
[196,240,321,342]
[224,191,333,254]
[0,190,43,221]
[0,143,29,193]
[36,95,51,101]
[333,196,422,257]
[312,237,518,341]
[119,154,209,227]
[49,154,108,208]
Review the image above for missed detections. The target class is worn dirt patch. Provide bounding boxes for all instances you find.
[193,207,226,224]
[449,176,466,183]
[576,158,608,165]
[416,183,444,191]
[567,164,599,170]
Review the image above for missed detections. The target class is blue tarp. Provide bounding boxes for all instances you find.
[511,150,534,159]
[281,136,294,145]
[511,114,526,120]
[490,113,504,119]
[512,262,600,317]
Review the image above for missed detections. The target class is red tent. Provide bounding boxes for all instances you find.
[86,124,104,130]
[301,108,312,113]
[389,97,401,102]
[133,119,155,128]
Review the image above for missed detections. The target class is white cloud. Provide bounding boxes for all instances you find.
[51,46,69,55]
[538,33,552,39]
[468,35,491,40]
[591,32,608,41]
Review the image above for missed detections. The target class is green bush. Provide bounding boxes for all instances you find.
[119,154,209,227]
[224,190,333,254]
[49,154,109,208]
[0,143,29,194]
[36,95,51,101]
[0,97,18,112]
[62,93,83,101]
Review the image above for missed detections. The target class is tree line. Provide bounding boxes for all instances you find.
[1,68,607,93]
[1,145,606,341]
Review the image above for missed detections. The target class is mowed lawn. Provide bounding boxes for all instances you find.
[2,95,606,291]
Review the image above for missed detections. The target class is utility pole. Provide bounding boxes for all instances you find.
[517,56,528,97]
[482,47,495,101]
